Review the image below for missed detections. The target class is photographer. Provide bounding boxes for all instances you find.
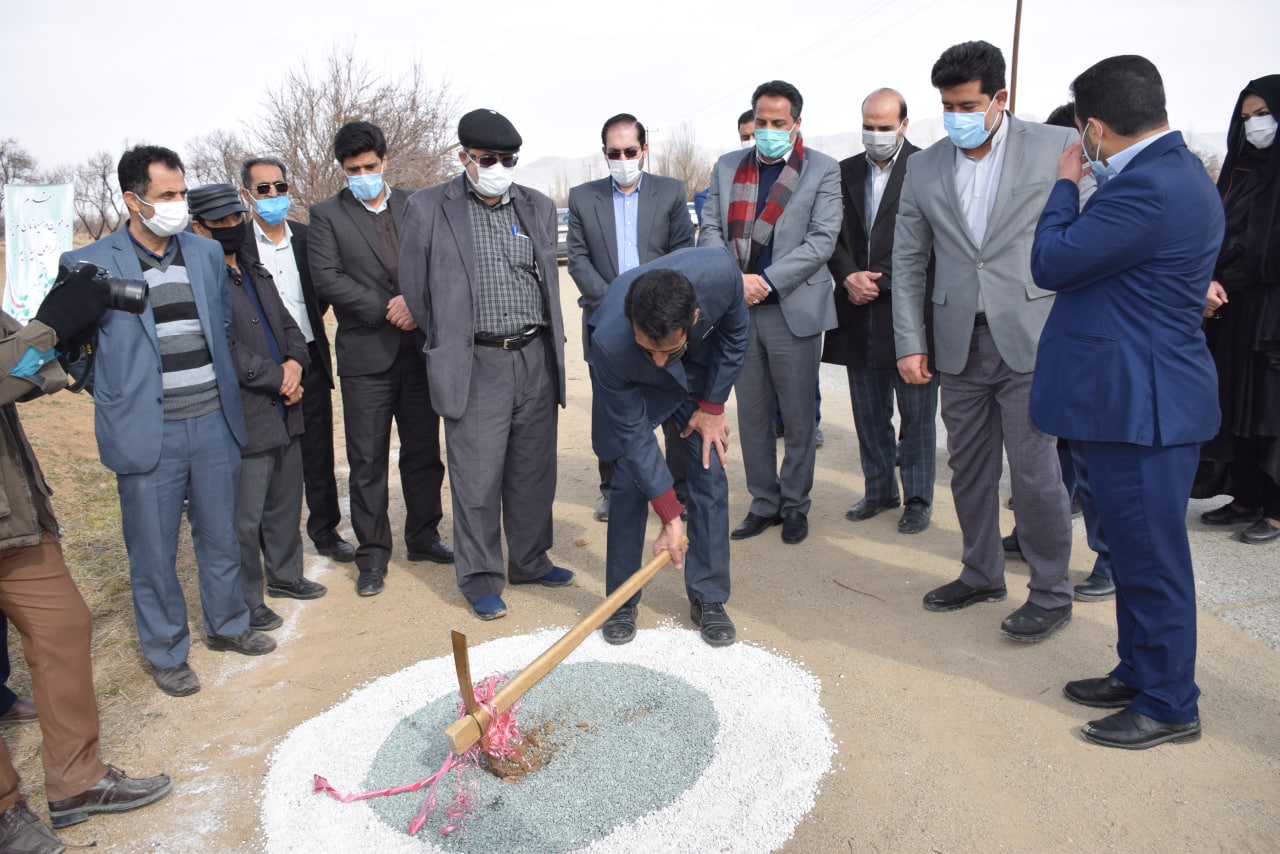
[0,274,170,852]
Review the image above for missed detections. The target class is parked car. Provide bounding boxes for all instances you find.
[556,208,569,261]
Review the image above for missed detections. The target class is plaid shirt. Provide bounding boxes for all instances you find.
[466,189,547,336]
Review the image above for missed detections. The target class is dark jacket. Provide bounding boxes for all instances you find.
[228,257,309,456]
[0,314,63,550]
[241,220,333,388]
[822,140,933,370]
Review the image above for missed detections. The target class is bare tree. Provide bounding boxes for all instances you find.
[653,123,712,201]
[1,138,40,228]
[186,129,251,188]
[250,45,459,221]
[71,151,125,240]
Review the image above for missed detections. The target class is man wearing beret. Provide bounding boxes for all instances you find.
[399,108,572,620]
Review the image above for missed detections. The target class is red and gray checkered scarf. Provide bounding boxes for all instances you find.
[725,135,805,273]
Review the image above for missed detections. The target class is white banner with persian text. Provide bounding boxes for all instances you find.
[3,183,75,322]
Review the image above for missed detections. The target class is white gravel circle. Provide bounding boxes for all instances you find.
[263,627,835,853]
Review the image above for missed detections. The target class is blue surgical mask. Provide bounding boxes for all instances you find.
[1080,120,1111,185]
[943,100,998,150]
[755,127,795,161]
[255,195,291,225]
[347,172,384,201]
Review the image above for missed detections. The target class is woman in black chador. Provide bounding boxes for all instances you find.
[1201,75,1280,544]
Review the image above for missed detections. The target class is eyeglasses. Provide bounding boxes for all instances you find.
[605,147,642,161]
[252,181,289,196]
[467,152,519,169]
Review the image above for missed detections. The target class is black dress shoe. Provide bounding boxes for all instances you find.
[897,500,931,534]
[267,577,328,600]
[1000,601,1072,642]
[1063,674,1138,708]
[408,537,455,564]
[602,605,637,645]
[356,567,386,596]
[781,510,808,544]
[249,604,283,632]
[845,496,900,521]
[1241,518,1280,544]
[1200,502,1263,526]
[731,512,782,540]
[690,601,736,647]
[47,765,173,828]
[922,578,1007,612]
[1081,707,1201,750]
[314,537,356,562]
[1073,573,1116,602]
[1002,532,1023,560]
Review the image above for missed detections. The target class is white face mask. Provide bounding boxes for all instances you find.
[862,123,903,162]
[607,155,644,187]
[469,162,515,198]
[740,139,756,150]
[136,196,190,237]
[1244,114,1277,150]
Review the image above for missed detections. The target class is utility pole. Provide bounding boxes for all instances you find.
[1009,0,1024,114]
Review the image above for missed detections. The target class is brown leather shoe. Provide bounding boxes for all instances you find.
[47,765,172,829]
[0,697,37,725]
[0,801,65,853]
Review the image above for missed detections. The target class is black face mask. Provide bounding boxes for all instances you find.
[207,221,246,256]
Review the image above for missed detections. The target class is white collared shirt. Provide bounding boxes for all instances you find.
[357,184,392,214]
[252,219,314,343]
[953,111,1010,249]
[1105,129,1175,175]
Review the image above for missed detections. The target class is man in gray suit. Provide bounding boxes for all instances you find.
[701,80,842,545]
[309,121,452,599]
[399,109,572,621]
[568,112,696,523]
[892,40,1081,641]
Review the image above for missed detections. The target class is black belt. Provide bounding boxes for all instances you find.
[974,312,988,327]
[474,325,541,350]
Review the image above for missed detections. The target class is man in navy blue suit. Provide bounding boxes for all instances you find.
[588,247,749,647]
[1029,56,1225,749]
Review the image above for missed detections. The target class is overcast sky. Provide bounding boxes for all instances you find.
[4,0,1276,175]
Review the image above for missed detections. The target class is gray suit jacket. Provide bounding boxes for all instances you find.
[308,187,415,377]
[398,175,566,420]
[567,173,695,358]
[891,115,1089,374]
[699,142,842,338]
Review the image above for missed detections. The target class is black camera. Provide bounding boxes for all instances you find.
[54,260,149,314]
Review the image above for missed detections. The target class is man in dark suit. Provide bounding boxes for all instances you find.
[188,183,327,636]
[399,109,572,621]
[588,248,748,646]
[568,112,696,522]
[309,121,452,598]
[239,156,355,565]
[700,80,842,546]
[823,88,938,535]
[892,41,1083,642]
[1031,56,1224,749]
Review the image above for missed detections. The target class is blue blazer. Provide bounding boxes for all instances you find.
[1029,131,1225,446]
[62,226,247,474]
[587,247,748,499]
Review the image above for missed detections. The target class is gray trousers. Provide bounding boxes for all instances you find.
[941,325,1072,607]
[444,335,558,603]
[735,305,823,517]
[235,437,304,609]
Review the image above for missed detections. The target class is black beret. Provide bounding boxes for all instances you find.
[187,183,245,222]
[457,109,522,153]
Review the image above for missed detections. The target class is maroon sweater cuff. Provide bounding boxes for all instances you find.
[697,399,724,416]
[650,488,685,525]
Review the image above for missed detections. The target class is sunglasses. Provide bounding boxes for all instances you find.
[467,152,519,169]
[252,181,289,196]
[605,147,642,160]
